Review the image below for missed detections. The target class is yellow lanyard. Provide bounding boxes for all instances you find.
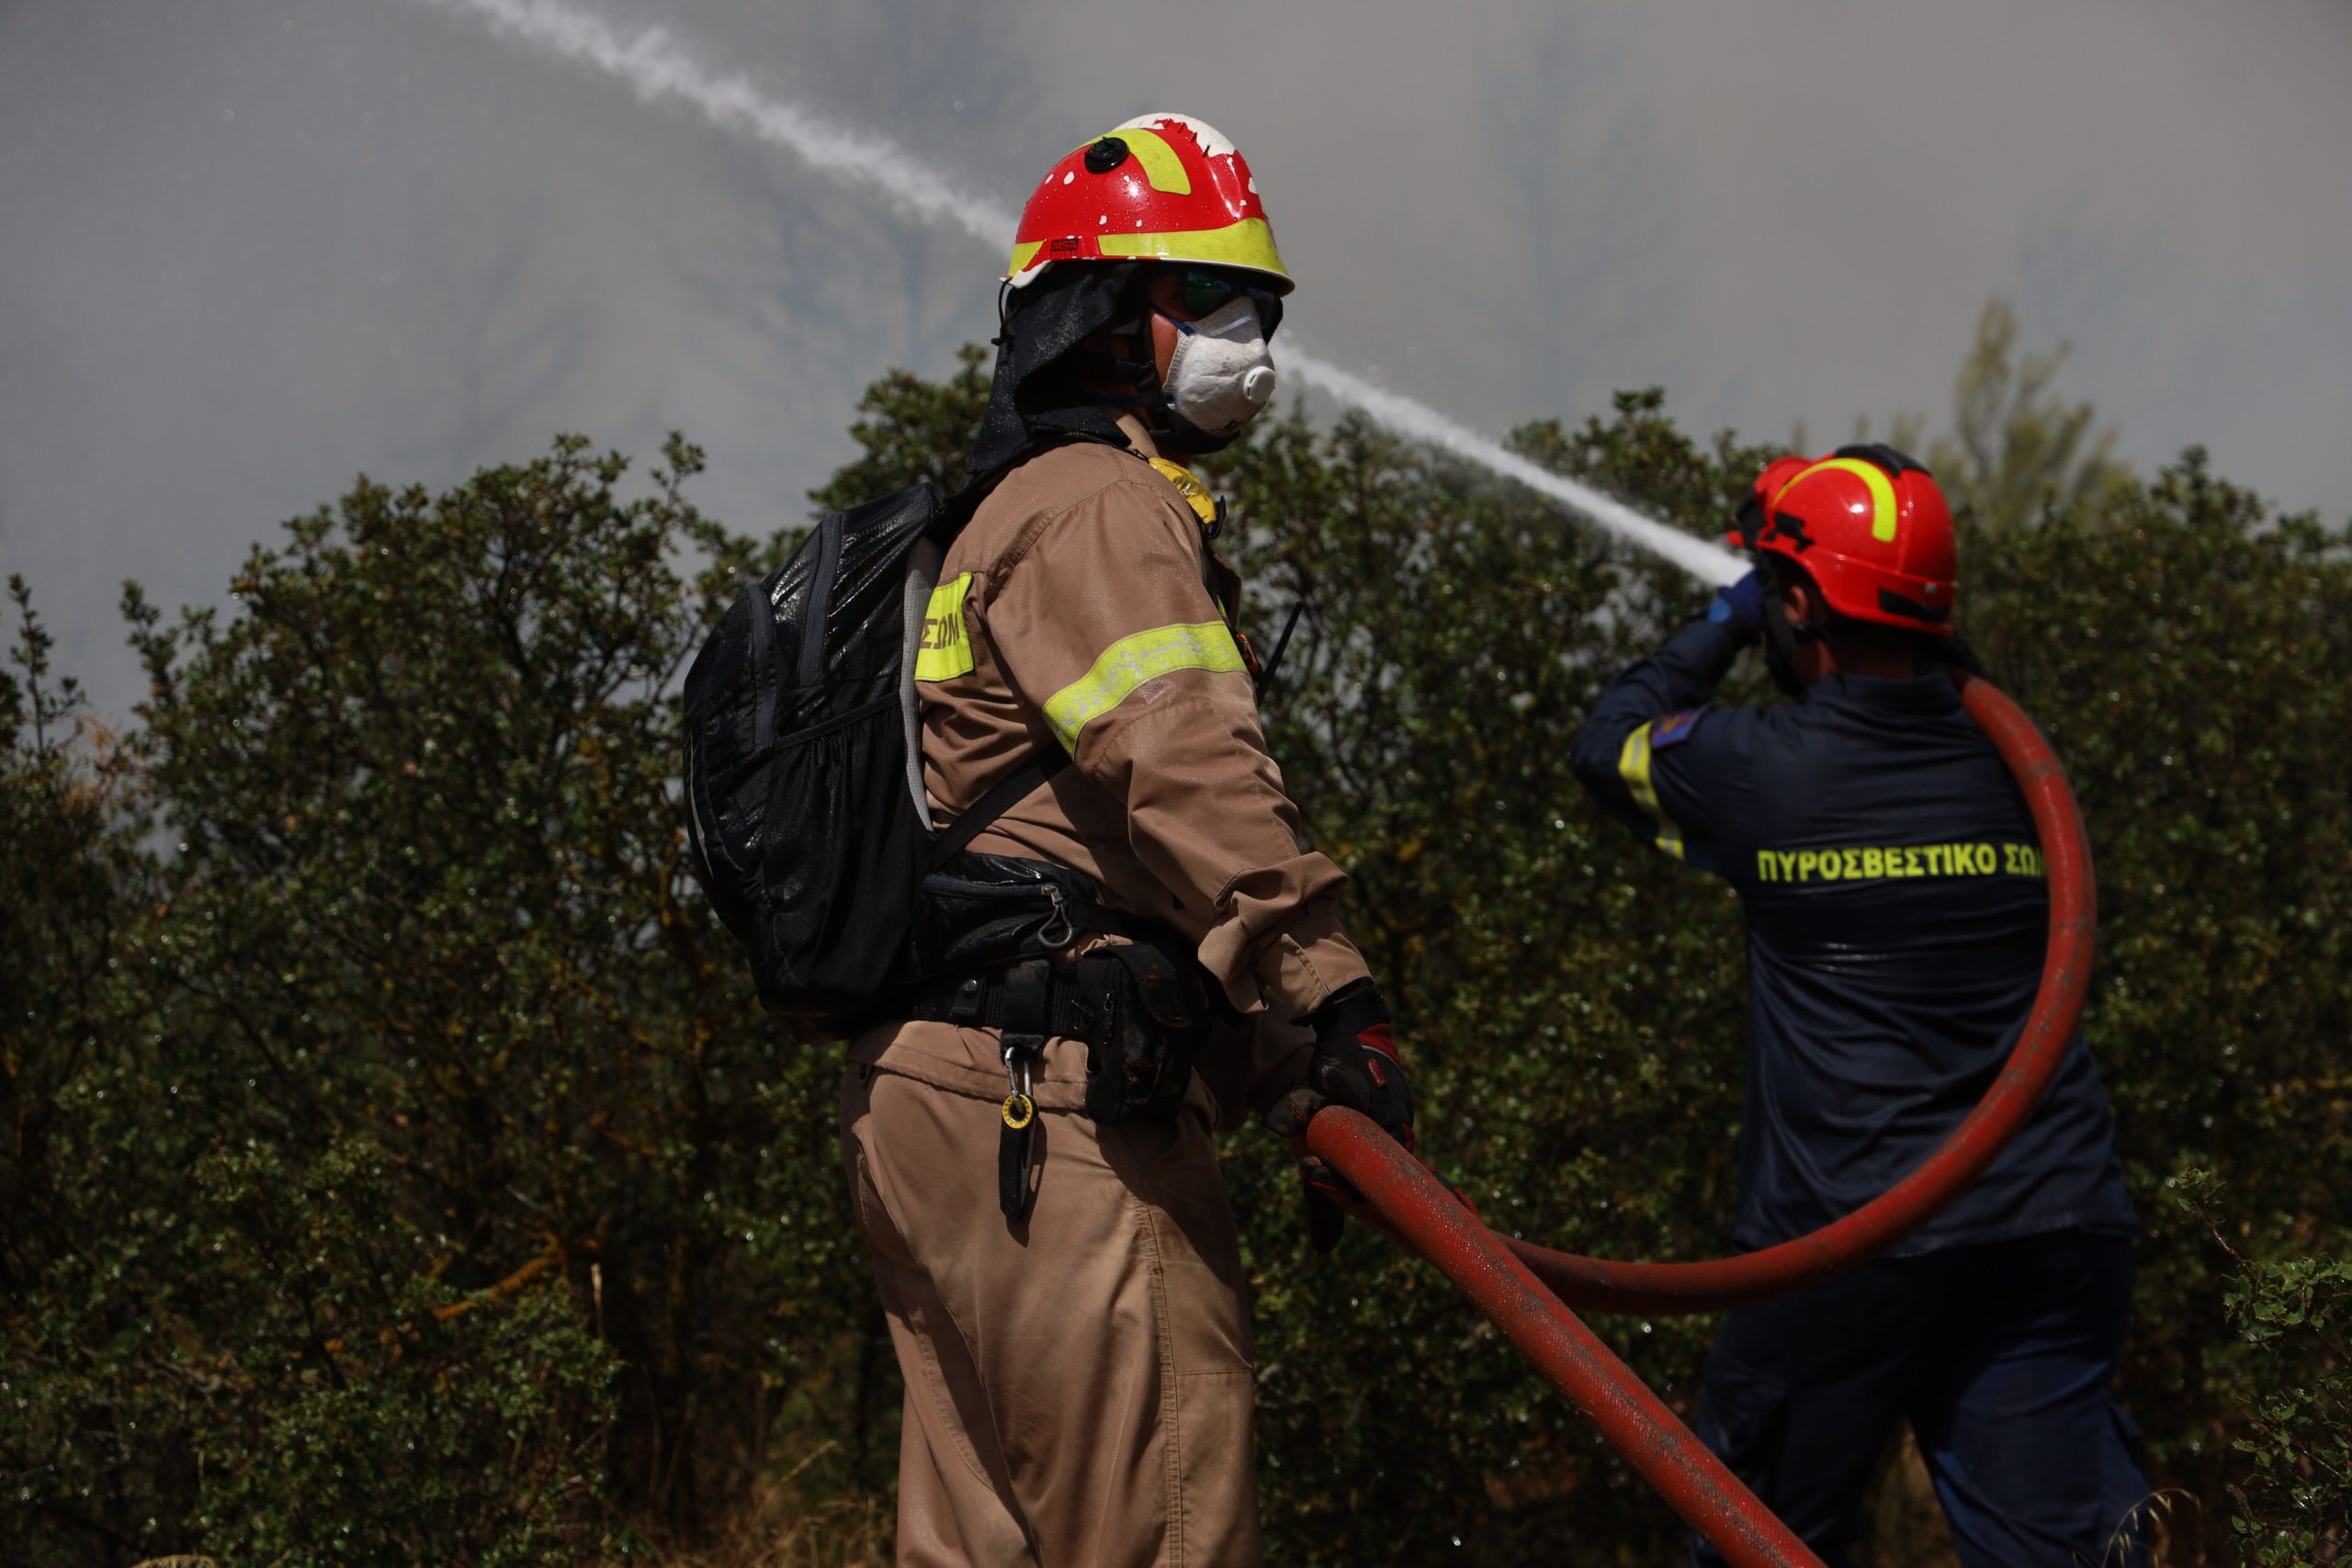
[1147,457,1221,531]
[1146,457,1265,682]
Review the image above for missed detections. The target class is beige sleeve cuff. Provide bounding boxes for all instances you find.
[1195,878,1373,1018]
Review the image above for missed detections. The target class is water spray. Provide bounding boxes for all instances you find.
[421,11,2098,1563]
[419,0,1747,587]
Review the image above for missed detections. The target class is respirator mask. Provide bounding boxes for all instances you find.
[1155,276,1283,447]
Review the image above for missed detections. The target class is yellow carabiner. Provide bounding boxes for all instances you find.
[1001,1092,1036,1131]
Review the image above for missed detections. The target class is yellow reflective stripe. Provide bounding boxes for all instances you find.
[1096,218,1291,284]
[1147,457,1220,528]
[1006,239,1045,277]
[1108,126,1192,195]
[1779,457,1901,543]
[1044,621,1246,750]
[1618,719,1686,861]
[912,572,975,682]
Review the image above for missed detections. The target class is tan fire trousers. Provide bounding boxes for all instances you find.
[839,1060,1263,1567]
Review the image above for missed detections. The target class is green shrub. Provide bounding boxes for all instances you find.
[2,443,885,1562]
[4,352,2343,1563]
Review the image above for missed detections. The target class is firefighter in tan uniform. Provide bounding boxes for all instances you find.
[840,115,1415,1566]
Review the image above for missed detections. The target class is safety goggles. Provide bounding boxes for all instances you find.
[1179,267,1284,336]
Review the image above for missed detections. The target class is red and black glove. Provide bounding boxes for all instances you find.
[1266,978,1415,1251]
[1299,978,1414,1146]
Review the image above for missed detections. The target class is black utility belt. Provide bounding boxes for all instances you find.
[905,954,1105,1040]
[901,943,1213,1123]
[902,943,1213,1221]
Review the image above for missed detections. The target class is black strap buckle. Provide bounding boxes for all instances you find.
[996,959,1052,1054]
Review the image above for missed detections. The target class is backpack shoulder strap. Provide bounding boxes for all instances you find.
[926,748,1069,871]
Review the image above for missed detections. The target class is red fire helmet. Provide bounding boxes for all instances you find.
[1731,446,1958,637]
[1005,112,1292,294]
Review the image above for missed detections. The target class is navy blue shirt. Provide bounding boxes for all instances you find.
[1572,616,2136,1254]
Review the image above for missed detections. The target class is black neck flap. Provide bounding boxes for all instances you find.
[965,262,1149,485]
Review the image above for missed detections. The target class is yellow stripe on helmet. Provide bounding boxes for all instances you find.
[1097,218,1292,288]
[1044,620,1247,751]
[1777,457,1901,544]
[1618,719,1686,862]
[1106,126,1192,196]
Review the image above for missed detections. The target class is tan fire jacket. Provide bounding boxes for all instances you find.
[850,412,1369,1122]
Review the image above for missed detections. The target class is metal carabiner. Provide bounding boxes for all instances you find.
[1035,882,1076,952]
[1001,1041,1036,1130]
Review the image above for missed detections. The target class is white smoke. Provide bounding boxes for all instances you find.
[420,0,1747,587]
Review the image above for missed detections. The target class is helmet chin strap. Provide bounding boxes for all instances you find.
[1091,305,1238,456]
[1103,310,1158,395]
[1757,571,1826,699]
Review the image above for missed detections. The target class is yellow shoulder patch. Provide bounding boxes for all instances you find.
[913,572,975,682]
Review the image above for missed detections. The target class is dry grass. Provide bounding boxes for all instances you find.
[611,1444,894,1568]
[1865,1429,1962,1568]
[2091,1489,2199,1568]
[602,1429,2205,1568]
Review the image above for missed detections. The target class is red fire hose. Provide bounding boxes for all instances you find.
[1306,671,2095,1567]
[1311,1109,1829,1567]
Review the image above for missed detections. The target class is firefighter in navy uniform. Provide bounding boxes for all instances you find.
[1571,447,2149,1568]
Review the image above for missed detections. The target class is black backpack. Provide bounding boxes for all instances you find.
[683,480,1059,1028]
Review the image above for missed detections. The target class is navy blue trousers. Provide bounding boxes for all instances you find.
[1690,1229,2151,1568]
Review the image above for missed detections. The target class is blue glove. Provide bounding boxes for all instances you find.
[1708,570,1766,635]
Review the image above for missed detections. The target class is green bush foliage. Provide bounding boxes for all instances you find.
[2,446,886,1564]
[3,344,2345,1563]
[2221,1248,2351,1563]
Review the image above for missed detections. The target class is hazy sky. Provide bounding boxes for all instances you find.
[5,0,2347,723]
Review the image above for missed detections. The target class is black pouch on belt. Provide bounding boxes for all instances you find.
[1072,942,1212,1125]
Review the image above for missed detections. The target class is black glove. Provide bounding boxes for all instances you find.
[1265,978,1415,1252]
